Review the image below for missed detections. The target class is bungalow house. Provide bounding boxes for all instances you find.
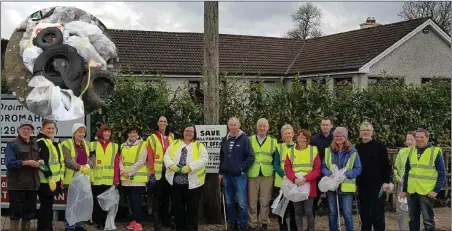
[109,18,451,92]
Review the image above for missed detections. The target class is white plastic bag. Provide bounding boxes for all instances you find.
[97,186,120,230]
[65,21,118,61]
[271,189,283,210]
[66,36,106,69]
[26,76,54,117]
[26,75,85,121]
[65,173,93,226]
[23,45,43,73]
[318,164,347,192]
[281,173,310,202]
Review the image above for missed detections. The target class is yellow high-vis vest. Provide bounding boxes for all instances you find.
[120,141,149,183]
[287,145,318,175]
[90,141,118,185]
[324,148,357,193]
[169,140,206,184]
[147,133,175,180]
[407,146,441,195]
[60,139,89,185]
[37,138,64,183]
[248,135,277,178]
[274,143,294,187]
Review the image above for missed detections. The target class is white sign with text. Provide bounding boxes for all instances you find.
[195,125,227,173]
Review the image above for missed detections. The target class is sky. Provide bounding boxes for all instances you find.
[1,1,405,40]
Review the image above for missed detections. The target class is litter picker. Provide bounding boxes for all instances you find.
[336,189,341,231]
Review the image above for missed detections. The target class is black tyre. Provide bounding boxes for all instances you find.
[80,70,116,113]
[33,44,85,91]
[34,27,63,50]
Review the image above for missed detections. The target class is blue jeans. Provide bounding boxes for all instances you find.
[408,193,435,231]
[327,191,354,231]
[222,173,248,226]
[64,221,84,229]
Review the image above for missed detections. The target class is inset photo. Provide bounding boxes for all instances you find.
[4,6,118,121]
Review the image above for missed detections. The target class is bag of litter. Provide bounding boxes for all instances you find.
[318,164,347,192]
[281,173,310,202]
[31,22,64,40]
[49,6,76,23]
[23,45,43,73]
[97,186,120,230]
[66,36,106,69]
[64,21,118,61]
[65,173,93,226]
[49,88,85,121]
[26,75,54,117]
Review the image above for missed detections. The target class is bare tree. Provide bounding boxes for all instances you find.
[286,3,323,39]
[398,1,451,34]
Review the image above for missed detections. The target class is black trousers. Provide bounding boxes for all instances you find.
[358,188,386,231]
[92,185,111,227]
[273,187,297,231]
[170,183,202,231]
[152,176,172,225]
[37,183,60,231]
[9,190,38,221]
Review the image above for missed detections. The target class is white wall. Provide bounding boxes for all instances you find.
[369,29,451,84]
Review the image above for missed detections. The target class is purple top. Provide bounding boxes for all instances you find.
[74,139,88,165]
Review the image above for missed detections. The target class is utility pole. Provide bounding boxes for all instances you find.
[202,1,221,224]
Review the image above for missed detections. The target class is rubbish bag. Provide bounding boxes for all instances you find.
[49,6,76,23]
[281,173,310,202]
[26,75,53,117]
[272,196,290,218]
[318,164,347,192]
[26,75,85,120]
[271,189,283,210]
[22,45,43,73]
[97,186,120,230]
[64,21,118,61]
[66,36,107,70]
[65,173,93,226]
[19,20,39,56]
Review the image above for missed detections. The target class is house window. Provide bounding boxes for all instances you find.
[334,77,352,86]
[421,78,451,84]
[334,77,352,96]
[368,77,403,86]
[189,81,203,104]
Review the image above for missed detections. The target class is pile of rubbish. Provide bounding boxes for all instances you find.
[18,6,118,120]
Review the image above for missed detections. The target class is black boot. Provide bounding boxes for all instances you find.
[239,225,249,231]
[227,223,238,231]
[260,224,268,231]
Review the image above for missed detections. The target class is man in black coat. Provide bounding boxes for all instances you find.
[310,118,334,217]
[356,121,393,231]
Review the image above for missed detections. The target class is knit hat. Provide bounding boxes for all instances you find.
[19,120,34,130]
[96,124,112,140]
[333,127,348,139]
[72,123,87,135]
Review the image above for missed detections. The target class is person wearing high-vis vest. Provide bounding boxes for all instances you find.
[284,129,321,231]
[120,125,148,231]
[164,125,208,231]
[147,116,175,231]
[90,124,120,230]
[321,127,361,231]
[355,122,392,231]
[61,123,95,231]
[36,119,64,231]
[400,128,446,231]
[273,124,297,231]
[394,131,416,231]
[247,118,277,231]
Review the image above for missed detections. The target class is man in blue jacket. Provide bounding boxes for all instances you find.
[219,117,255,231]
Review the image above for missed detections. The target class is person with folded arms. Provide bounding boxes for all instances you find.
[61,123,95,231]
[164,124,208,231]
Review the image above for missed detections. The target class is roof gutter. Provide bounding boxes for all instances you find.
[286,70,363,79]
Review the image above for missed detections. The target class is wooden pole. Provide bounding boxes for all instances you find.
[202,1,221,224]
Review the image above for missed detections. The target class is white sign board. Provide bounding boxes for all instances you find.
[1,95,85,138]
[195,125,227,173]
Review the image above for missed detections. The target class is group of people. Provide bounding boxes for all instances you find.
[218,117,446,231]
[5,116,446,231]
[5,116,207,231]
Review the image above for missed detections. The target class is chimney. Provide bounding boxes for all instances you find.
[360,17,381,29]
